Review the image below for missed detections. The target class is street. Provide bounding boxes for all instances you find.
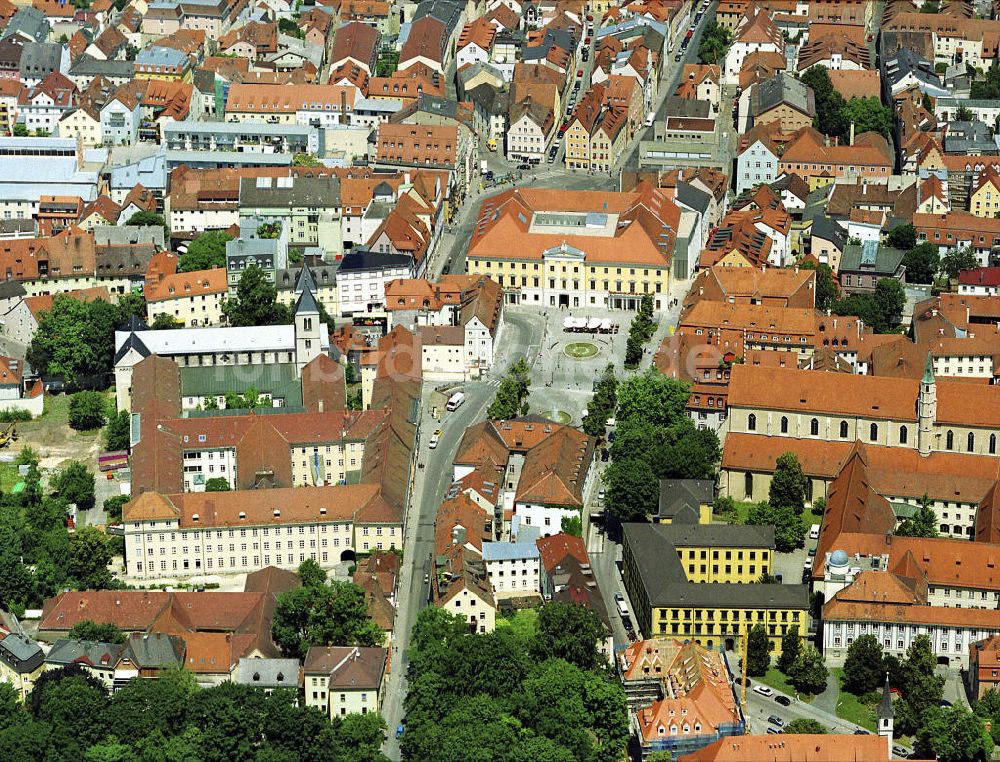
[380,311,544,760]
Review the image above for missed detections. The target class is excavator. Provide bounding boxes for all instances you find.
[0,422,17,449]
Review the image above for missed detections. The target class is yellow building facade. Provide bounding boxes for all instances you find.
[621,522,808,654]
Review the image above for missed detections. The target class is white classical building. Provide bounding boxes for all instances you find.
[113,288,328,410]
[122,485,401,580]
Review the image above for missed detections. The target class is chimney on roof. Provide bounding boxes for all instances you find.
[318,399,324,413]
[849,121,855,146]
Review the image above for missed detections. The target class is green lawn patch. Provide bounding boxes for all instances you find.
[830,668,877,731]
[496,608,538,640]
[0,462,21,492]
[564,342,599,359]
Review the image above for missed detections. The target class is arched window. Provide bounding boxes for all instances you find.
[744,471,753,500]
[748,413,756,431]
[946,430,954,450]
[991,434,997,455]
[780,416,789,434]
[899,425,908,445]
[839,421,848,438]
[968,432,975,453]
[810,418,819,436]
[869,423,878,441]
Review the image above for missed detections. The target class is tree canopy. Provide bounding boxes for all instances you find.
[797,261,839,311]
[67,621,126,644]
[69,391,108,431]
[221,266,293,327]
[895,494,938,538]
[402,606,628,762]
[2,666,388,762]
[746,624,772,677]
[583,364,617,438]
[179,232,232,273]
[271,581,384,659]
[487,358,531,420]
[28,297,140,386]
[697,22,732,65]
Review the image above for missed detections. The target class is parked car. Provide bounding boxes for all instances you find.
[613,592,629,617]
[774,695,790,706]
[766,727,783,735]
[854,730,870,735]
[577,69,584,77]
[752,685,773,697]
[767,716,785,728]
[428,429,442,449]
[517,162,532,170]
[396,725,405,739]
[675,52,682,61]
[892,745,910,758]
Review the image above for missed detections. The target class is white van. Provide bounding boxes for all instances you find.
[446,392,465,411]
[809,523,820,540]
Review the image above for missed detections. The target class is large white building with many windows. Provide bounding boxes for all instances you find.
[123,485,402,580]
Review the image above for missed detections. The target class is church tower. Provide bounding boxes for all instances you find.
[294,285,321,374]
[918,352,937,457]
[877,674,894,757]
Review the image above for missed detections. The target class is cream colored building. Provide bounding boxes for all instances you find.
[145,268,229,327]
[58,107,103,148]
[304,646,387,718]
[123,485,402,579]
[725,361,1000,458]
[466,186,681,310]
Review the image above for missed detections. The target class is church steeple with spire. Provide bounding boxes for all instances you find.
[918,352,937,457]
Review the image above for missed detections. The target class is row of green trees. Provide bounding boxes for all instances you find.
[843,634,993,761]
[401,603,628,762]
[886,223,980,284]
[801,66,893,142]
[746,624,828,695]
[582,364,618,438]
[0,666,387,762]
[624,294,655,369]
[797,260,907,333]
[602,370,720,528]
[0,449,117,616]
[486,358,532,420]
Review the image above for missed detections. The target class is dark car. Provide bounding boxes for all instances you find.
[774,695,790,706]
[483,170,494,181]
[674,52,682,61]
[854,729,870,735]
[517,162,531,170]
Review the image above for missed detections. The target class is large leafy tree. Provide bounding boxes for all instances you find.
[841,635,884,695]
[747,624,772,677]
[777,625,801,674]
[940,247,980,280]
[28,297,123,385]
[221,265,293,327]
[271,581,384,659]
[784,718,826,734]
[66,526,114,589]
[895,494,938,538]
[615,370,689,427]
[30,667,109,759]
[697,22,732,65]
[769,452,807,513]
[103,409,131,451]
[801,65,846,139]
[840,97,893,140]
[180,231,232,272]
[896,634,945,735]
[69,391,108,431]
[886,224,917,251]
[787,645,828,695]
[798,260,839,310]
[53,461,96,511]
[916,705,993,762]
[533,602,608,671]
[901,242,940,285]
[747,501,804,552]
[603,456,660,523]
[67,620,125,644]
